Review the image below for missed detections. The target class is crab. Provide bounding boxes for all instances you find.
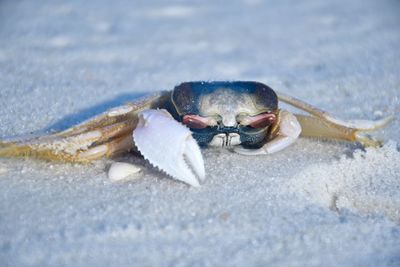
[0,81,391,186]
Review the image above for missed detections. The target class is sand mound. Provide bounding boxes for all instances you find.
[290,141,400,222]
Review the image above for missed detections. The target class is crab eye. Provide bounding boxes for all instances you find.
[239,113,276,128]
[248,113,276,128]
[182,115,211,129]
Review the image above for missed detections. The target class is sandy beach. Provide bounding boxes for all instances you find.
[0,0,399,266]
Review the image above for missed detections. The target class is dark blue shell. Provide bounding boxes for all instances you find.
[167,81,279,148]
[171,81,278,116]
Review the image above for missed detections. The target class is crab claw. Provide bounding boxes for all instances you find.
[133,109,205,187]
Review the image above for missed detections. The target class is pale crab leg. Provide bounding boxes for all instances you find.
[55,93,165,137]
[0,93,165,162]
[277,92,392,146]
[133,109,205,187]
[0,131,133,163]
[0,92,205,186]
[77,134,134,161]
[234,111,302,155]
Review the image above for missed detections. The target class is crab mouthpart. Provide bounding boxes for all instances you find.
[133,109,205,187]
[209,133,241,147]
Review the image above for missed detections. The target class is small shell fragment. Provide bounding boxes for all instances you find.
[0,166,8,176]
[108,162,141,182]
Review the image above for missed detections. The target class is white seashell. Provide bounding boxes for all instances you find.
[0,166,7,176]
[108,162,141,182]
[133,109,205,187]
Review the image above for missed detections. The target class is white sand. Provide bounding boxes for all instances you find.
[0,0,399,266]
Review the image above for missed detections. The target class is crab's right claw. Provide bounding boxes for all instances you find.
[133,109,205,187]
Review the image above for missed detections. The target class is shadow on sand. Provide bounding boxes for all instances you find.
[44,92,147,132]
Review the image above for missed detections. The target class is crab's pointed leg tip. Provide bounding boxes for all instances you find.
[352,115,393,131]
[383,115,394,126]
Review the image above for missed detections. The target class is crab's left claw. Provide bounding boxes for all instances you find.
[133,109,205,187]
